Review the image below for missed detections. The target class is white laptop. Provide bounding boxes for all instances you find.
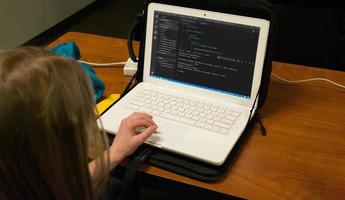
[99,2,269,166]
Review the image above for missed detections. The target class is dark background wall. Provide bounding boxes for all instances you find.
[26,0,345,71]
[271,1,345,71]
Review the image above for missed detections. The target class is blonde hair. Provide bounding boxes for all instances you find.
[0,47,109,199]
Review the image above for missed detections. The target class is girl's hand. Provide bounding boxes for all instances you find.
[109,112,157,163]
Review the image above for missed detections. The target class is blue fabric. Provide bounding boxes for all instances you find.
[50,41,105,101]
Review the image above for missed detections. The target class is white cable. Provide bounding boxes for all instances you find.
[78,60,126,67]
[78,60,345,89]
[272,72,345,89]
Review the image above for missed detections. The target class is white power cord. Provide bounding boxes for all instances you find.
[79,58,138,76]
[78,60,126,67]
[78,59,345,89]
[272,72,345,89]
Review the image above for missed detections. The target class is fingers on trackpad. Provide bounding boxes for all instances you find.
[147,118,188,145]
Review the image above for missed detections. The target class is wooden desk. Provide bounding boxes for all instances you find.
[49,32,345,199]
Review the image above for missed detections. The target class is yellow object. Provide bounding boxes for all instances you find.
[96,94,120,115]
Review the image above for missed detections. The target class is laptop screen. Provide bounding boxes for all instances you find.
[149,10,260,99]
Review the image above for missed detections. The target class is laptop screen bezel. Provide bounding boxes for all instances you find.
[143,2,270,108]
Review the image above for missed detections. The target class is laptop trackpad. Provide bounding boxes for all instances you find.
[146,118,188,146]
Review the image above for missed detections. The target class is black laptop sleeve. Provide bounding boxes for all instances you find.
[123,0,276,182]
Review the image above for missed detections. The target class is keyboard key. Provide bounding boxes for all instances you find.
[206,120,214,125]
[199,113,207,118]
[211,111,218,116]
[164,108,172,113]
[206,115,213,120]
[195,122,206,128]
[185,109,192,114]
[221,119,234,125]
[192,116,200,121]
[199,118,207,123]
[205,124,213,130]
[178,112,186,117]
[214,116,221,122]
[214,122,232,129]
[157,107,165,112]
[192,111,200,116]
[178,108,185,112]
[225,115,237,121]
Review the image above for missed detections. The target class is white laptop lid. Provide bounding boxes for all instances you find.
[143,3,270,108]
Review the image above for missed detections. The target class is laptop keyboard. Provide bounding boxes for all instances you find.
[124,89,241,135]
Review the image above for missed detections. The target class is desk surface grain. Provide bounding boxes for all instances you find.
[49,32,345,199]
